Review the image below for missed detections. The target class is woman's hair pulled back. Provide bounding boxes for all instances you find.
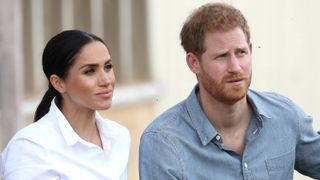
[34,30,105,122]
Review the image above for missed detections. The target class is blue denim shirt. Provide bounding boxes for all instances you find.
[139,85,320,180]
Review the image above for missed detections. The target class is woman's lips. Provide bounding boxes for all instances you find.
[96,90,113,98]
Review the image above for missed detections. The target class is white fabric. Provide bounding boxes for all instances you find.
[0,100,131,180]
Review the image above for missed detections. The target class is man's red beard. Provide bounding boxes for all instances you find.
[199,71,252,105]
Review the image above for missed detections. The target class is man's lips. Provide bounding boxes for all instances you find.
[226,78,246,86]
[227,78,243,83]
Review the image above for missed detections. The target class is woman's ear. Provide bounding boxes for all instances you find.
[49,75,66,93]
[186,52,201,74]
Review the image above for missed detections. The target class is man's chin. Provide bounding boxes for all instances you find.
[221,96,246,105]
[217,89,248,105]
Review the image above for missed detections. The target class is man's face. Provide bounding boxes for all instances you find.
[197,27,252,105]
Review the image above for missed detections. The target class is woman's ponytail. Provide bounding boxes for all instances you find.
[33,84,61,122]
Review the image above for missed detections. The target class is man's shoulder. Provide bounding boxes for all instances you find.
[248,89,306,117]
[248,89,294,106]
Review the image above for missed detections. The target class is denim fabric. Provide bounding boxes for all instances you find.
[139,85,320,180]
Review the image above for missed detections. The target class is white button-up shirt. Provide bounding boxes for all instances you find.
[0,100,131,180]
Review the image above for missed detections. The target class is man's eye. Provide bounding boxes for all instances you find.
[215,53,228,60]
[105,64,113,71]
[237,50,247,57]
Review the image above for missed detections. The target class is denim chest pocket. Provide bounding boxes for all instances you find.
[265,148,295,180]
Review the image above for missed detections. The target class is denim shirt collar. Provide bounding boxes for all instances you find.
[185,85,217,146]
[185,85,272,146]
[247,90,272,120]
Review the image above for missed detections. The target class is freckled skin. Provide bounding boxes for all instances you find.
[197,27,252,105]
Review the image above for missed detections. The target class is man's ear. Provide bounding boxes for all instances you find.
[49,75,66,94]
[249,42,252,54]
[186,52,201,74]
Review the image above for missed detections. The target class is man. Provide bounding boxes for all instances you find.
[139,2,320,180]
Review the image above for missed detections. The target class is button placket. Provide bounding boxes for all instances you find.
[242,161,251,179]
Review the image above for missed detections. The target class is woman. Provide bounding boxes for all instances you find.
[0,30,131,179]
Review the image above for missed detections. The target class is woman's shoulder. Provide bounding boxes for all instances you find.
[103,119,130,136]
[106,119,129,132]
[96,114,130,141]
[1,119,52,167]
[8,114,59,147]
[1,122,54,179]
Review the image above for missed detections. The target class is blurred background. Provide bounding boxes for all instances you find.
[1,0,320,179]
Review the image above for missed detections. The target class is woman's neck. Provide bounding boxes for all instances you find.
[61,105,103,148]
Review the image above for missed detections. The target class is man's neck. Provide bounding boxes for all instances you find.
[197,91,252,155]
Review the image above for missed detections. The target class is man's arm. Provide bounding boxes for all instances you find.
[139,131,183,180]
[295,113,320,179]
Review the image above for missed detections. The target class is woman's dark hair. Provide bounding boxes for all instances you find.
[34,30,106,122]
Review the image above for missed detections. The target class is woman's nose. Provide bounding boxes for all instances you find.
[98,70,111,86]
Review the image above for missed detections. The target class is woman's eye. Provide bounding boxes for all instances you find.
[84,68,95,75]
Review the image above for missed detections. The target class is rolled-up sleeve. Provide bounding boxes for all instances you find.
[295,113,320,179]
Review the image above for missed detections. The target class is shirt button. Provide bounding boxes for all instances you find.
[253,129,258,134]
[244,162,248,169]
[216,135,221,141]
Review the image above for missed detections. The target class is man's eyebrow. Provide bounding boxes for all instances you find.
[211,50,229,58]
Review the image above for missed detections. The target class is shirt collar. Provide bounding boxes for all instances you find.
[247,90,272,120]
[50,99,109,147]
[49,99,81,146]
[185,85,272,146]
[185,85,217,146]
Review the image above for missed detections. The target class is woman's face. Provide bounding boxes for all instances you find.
[59,41,116,112]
